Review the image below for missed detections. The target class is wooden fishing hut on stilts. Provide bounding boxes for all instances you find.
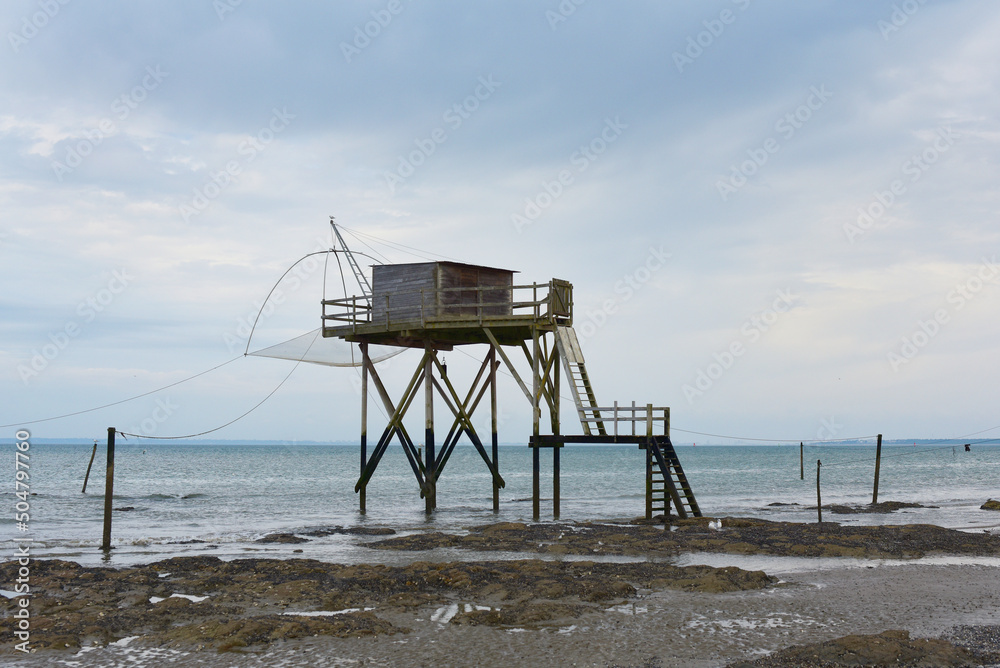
[322,247,701,521]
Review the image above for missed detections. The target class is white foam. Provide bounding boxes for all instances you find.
[148,593,209,604]
[430,603,459,624]
[674,552,1000,574]
[283,607,374,616]
[685,612,824,632]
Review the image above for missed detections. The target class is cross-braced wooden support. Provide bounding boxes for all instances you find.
[356,343,506,513]
[484,326,563,520]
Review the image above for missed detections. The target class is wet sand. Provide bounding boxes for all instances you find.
[258,563,1000,668]
[4,517,1000,667]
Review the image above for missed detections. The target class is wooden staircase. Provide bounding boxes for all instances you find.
[554,326,606,436]
[648,435,701,518]
[552,324,701,519]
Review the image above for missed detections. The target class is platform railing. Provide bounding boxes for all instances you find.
[322,279,572,332]
[577,403,670,438]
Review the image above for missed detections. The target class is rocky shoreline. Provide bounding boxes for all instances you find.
[725,628,1000,667]
[367,515,1000,559]
[1,554,774,651]
[4,516,1000,666]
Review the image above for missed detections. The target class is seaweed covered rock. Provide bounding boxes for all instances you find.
[727,629,981,667]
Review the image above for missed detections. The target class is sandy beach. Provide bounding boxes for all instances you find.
[5,517,1000,667]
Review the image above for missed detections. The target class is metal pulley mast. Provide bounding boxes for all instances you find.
[330,217,373,302]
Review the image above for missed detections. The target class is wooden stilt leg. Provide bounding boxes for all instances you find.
[531,327,541,520]
[490,346,499,513]
[360,343,368,514]
[425,345,435,513]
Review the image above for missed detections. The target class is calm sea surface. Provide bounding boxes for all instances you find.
[6,443,999,567]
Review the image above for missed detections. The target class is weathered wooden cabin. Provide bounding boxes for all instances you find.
[371,261,514,322]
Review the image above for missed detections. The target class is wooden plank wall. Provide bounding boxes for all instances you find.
[372,262,514,321]
[372,263,437,322]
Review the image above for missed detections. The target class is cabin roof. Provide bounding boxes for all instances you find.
[371,260,518,274]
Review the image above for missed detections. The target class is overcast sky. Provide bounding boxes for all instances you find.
[2,0,998,445]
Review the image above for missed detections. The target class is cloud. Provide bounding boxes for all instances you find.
[2,1,999,441]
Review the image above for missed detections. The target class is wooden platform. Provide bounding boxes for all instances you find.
[324,316,553,349]
[322,279,573,348]
[530,434,658,446]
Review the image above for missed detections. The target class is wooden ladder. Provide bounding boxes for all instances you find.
[648,435,701,518]
[554,326,607,436]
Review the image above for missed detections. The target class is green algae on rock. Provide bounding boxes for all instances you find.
[368,517,1000,559]
[726,629,984,668]
[0,555,774,651]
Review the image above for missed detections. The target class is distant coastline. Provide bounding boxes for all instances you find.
[1,437,991,447]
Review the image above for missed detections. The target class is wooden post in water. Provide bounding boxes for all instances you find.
[101,427,116,551]
[664,407,672,519]
[424,345,435,514]
[800,442,804,480]
[81,441,98,493]
[552,344,561,520]
[490,347,499,513]
[552,445,560,519]
[645,443,653,521]
[531,328,541,521]
[816,459,822,523]
[872,433,883,504]
[360,342,368,514]
[532,446,540,520]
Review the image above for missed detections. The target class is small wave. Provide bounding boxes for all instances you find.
[150,593,209,604]
[284,607,375,617]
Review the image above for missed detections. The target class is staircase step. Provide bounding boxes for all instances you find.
[645,435,701,519]
[555,323,609,438]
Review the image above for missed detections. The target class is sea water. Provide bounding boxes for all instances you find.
[5,443,999,567]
